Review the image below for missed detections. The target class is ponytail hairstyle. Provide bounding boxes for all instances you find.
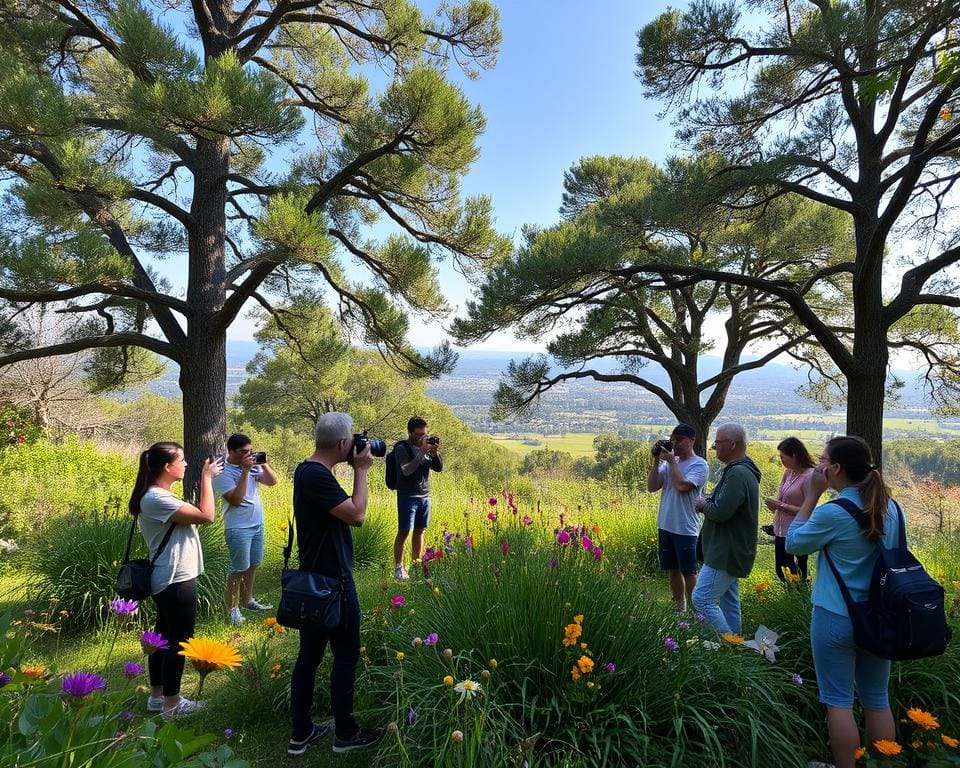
[776,436,816,469]
[128,442,183,516]
[824,436,891,540]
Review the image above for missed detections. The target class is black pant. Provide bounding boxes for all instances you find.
[149,578,197,697]
[290,584,360,740]
[774,536,808,582]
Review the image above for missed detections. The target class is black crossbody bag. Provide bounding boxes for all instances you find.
[116,514,175,600]
[276,462,350,631]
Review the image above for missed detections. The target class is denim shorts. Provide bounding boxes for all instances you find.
[811,605,891,709]
[657,529,699,575]
[225,524,265,573]
[397,495,430,532]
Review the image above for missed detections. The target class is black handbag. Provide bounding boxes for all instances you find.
[115,514,174,600]
[276,463,348,631]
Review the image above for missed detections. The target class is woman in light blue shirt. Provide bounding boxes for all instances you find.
[786,436,899,768]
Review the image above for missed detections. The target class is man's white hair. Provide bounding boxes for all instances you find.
[315,412,353,449]
[716,422,747,445]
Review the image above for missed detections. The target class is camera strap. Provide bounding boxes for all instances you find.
[123,510,175,567]
[288,461,348,581]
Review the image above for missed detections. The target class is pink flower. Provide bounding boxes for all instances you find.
[488,497,497,506]
[424,633,439,646]
[556,530,571,545]
[391,595,406,608]
[522,515,533,526]
[500,540,510,555]
[581,535,593,550]
[487,511,497,522]
[591,546,602,560]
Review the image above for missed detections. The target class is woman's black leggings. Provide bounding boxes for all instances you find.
[774,536,808,582]
[148,578,197,697]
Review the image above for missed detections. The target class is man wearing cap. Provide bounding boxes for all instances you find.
[647,424,710,612]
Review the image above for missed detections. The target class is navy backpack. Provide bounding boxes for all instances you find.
[823,498,952,661]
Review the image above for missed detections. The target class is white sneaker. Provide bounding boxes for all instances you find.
[146,695,164,712]
[394,565,409,580]
[246,598,273,611]
[229,607,245,625]
[161,696,204,719]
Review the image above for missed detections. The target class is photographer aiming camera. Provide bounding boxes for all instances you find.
[647,424,709,612]
[214,433,278,625]
[391,417,443,580]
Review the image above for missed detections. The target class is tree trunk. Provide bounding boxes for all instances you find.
[845,355,887,468]
[180,330,227,499]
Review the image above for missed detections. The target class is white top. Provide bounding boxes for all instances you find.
[213,461,265,530]
[139,487,204,594]
[657,455,710,536]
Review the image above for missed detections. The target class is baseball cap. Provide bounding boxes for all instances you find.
[671,423,696,440]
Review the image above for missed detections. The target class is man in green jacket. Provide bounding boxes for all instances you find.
[693,423,761,634]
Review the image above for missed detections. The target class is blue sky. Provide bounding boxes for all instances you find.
[227,1,681,350]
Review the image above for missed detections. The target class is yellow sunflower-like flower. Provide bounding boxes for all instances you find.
[942,734,959,748]
[22,665,48,680]
[906,708,940,730]
[443,675,454,686]
[178,637,243,674]
[721,633,744,646]
[874,740,902,757]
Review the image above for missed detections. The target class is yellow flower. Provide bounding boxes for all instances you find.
[443,675,454,686]
[573,614,584,625]
[270,663,282,679]
[570,666,581,681]
[721,633,744,645]
[396,651,404,661]
[576,655,594,674]
[178,637,243,674]
[488,659,497,670]
[586,681,595,688]
[22,666,47,680]
[874,740,902,756]
[906,708,940,730]
[755,581,770,594]
[942,734,959,748]
[264,617,278,627]
[854,747,866,760]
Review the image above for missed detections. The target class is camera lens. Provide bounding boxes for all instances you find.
[368,438,387,457]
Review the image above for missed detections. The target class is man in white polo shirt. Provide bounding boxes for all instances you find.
[214,433,278,625]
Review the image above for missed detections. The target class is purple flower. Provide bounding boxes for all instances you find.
[522,515,533,526]
[694,613,706,623]
[556,530,571,545]
[61,672,107,698]
[605,662,616,673]
[790,673,803,686]
[487,511,497,522]
[581,535,593,550]
[424,633,439,646]
[121,710,136,721]
[122,661,143,678]
[678,620,690,631]
[464,535,473,551]
[391,595,406,608]
[407,707,417,725]
[488,496,497,506]
[549,558,558,569]
[0,671,10,688]
[224,728,234,739]
[663,637,679,652]
[591,546,602,560]
[111,597,139,616]
[140,631,169,655]
[500,539,510,555]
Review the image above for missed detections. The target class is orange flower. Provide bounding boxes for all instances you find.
[942,734,959,748]
[853,747,865,760]
[570,666,581,681]
[573,614,584,625]
[576,655,594,674]
[906,708,940,730]
[721,633,744,645]
[22,666,47,680]
[874,740,902,757]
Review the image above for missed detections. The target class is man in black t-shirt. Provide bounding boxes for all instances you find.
[287,412,384,757]
[392,416,443,580]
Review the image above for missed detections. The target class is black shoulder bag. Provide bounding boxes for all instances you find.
[115,514,175,600]
[276,463,349,631]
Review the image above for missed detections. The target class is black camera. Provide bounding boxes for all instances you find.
[425,435,440,446]
[252,451,267,464]
[652,440,673,457]
[353,431,387,457]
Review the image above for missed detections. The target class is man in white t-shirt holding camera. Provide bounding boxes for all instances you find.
[647,423,709,612]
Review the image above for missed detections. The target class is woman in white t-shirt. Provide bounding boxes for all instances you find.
[128,441,221,718]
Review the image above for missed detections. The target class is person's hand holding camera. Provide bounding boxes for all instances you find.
[351,442,374,472]
[424,435,440,456]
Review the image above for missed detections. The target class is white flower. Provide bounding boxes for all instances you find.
[0,538,18,554]
[742,624,780,662]
[685,638,720,651]
[453,679,482,703]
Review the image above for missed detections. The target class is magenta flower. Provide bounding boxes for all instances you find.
[501,540,510,555]
[581,535,593,550]
[488,497,497,506]
[61,672,107,698]
[605,662,616,673]
[556,530,571,545]
[122,661,143,678]
[664,637,679,652]
[139,631,169,655]
[790,673,803,686]
[591,546,602,560]
[391,595,406,608]
[424,633,439,646]
[522,515,533,526]
[111,597,139,616]
[549,558,558,569]
[0,671,10,688]
[487,511,497,522]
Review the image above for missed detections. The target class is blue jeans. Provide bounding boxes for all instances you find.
[811,606,891,709]
[692,565,741,634]
[397,495,430,532]
[290,583,360,741]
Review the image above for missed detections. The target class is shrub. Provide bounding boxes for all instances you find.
[27,507,232,630]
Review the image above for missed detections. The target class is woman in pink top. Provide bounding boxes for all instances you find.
[764,437,818,582]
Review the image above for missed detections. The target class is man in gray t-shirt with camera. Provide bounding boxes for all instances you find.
[392,416,442,580]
